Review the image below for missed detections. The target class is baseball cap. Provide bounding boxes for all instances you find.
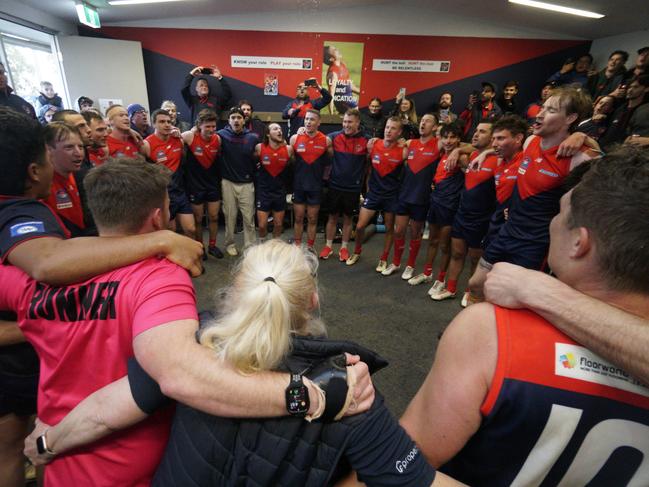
[127,103,147,118]
[638,47,649,55]
[77,96,93,109]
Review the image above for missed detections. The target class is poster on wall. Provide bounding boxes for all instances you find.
[322,41,364,115]
[264,73,278,96]
[99,98,123,114]
[372,59,451,73]
[231,55,312,70]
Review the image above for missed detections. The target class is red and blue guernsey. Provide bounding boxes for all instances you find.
[257,143,290,198]
[292,132,330,192]
[44,172,86,237]
[87,147,108,167]
[430,152,464,210]
[368,140,405,198]
[399,138,440,205]
[457,152,498,220]
[328,130,368,192]
[145,134,184,187]
[106,134,140,159]
[185,133,221,194]
[442,306,649,486]
[498,136,597,245]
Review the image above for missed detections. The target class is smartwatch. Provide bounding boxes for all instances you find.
[285,372,310,417]
[36,431,55,455]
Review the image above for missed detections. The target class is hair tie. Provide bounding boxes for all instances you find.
[264,276,276,283]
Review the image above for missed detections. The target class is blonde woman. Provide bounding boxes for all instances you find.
[25,241,462,487]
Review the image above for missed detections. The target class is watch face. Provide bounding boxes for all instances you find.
[36,435,47,455]
[286,376,310,416]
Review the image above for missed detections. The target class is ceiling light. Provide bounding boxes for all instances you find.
[108,0,186,5]
[508,0,605,18]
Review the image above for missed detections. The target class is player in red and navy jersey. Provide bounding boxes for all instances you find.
[346,116,407,271]
[82,110,109,166]
[181,109,223,259]
[407,123,466,295]
[320,109,368,262]
[431,121,499,304]
[290,109,333,251]
[402,150,649,486]
[469,86,600,301]
[105,105,142,159]
[255,123,293,240]
[324,45,360,115]
[42,123,90,237]
[143,109,196,239]
[384,113,440,279]
[282,80,333,137]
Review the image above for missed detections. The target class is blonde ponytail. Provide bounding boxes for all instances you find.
[200,240,324,373]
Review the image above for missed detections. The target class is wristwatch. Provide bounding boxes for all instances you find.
[285,372,310,417]
[36,431,55,455]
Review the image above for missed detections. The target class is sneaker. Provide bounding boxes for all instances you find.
[319,246,333,260]
[408,273,433,286]
[431,287,456,301]
[226,244,238,257]
[381,263,401,276]
[339,247,350,262]
[461,291,469,308]
[208,246,224,259]
[401,266,415,280]
[427,280,445,296]
[202,248,207,261]
[375,260,388,273]
[346,253,360,266]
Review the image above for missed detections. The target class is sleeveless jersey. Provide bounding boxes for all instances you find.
[399,138,439,205]
[368,140,404,198]
[442,306,649,486]
[456,152,497,220]
[484,151,524,245]
[185,133,221,193]
[145,134,184,174]
[500,136,595,244]
[328,130,368,192]
[292,131,329,192]
[430,152,464,209]
[44,172,85,237]
[107,135,140,159]
[257,144,290,197]
[87,147,108,166]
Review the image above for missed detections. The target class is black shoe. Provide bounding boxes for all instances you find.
[208,246,224,259]
[202,249,208,261]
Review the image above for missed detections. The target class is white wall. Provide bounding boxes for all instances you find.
[0,0,76,35]
[590,29,649,70]
[58,36,149,112]
[107,4,580,40]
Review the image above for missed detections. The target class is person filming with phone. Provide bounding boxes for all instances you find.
[282,78,332,137]
[182,64,232,122]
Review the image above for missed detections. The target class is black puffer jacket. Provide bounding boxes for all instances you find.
[152,336,435,487]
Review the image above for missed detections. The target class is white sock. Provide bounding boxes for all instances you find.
[326,239,333,247]
[341,241,348,249]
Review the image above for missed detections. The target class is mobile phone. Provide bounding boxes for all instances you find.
[200,67,213,75]
[398,87,407,98]
[304,78,318,87]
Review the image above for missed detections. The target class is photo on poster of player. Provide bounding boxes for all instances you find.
[264,73,278,96]
[322,41,364,115]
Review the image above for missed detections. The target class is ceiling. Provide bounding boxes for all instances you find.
[16,0,649,40]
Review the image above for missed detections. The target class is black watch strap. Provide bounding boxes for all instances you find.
[286,372,310,417]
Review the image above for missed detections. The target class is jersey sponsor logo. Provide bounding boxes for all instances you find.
[518,157,531,175]
[10,221,45,237]
[395,445,420,473]
[539,168,559,178]
[555,343,649,397]
[55,189,73,210]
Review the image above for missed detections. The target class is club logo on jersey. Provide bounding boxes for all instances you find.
[262,155,271,165]
[10,221,45,237]
[518,157,531,175]
[194,146,204,156]
[297,143,306,153]
[372,154,381,164]
[559,352,576,369]
[156,150,168,163]
[408,150,415,159]
[55,189,73,210]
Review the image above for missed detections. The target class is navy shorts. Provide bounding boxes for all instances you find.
[362,192,399,214]
[482,233,548,270]
[188,189,221,205]
[257,193,286,212]
[0,351,38,417]
[396,200,429,222]
[451,214,490,249]
[169,187,193,219]
[427,202,456,227]
[293,188,322,206]
[327,188,360,217]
